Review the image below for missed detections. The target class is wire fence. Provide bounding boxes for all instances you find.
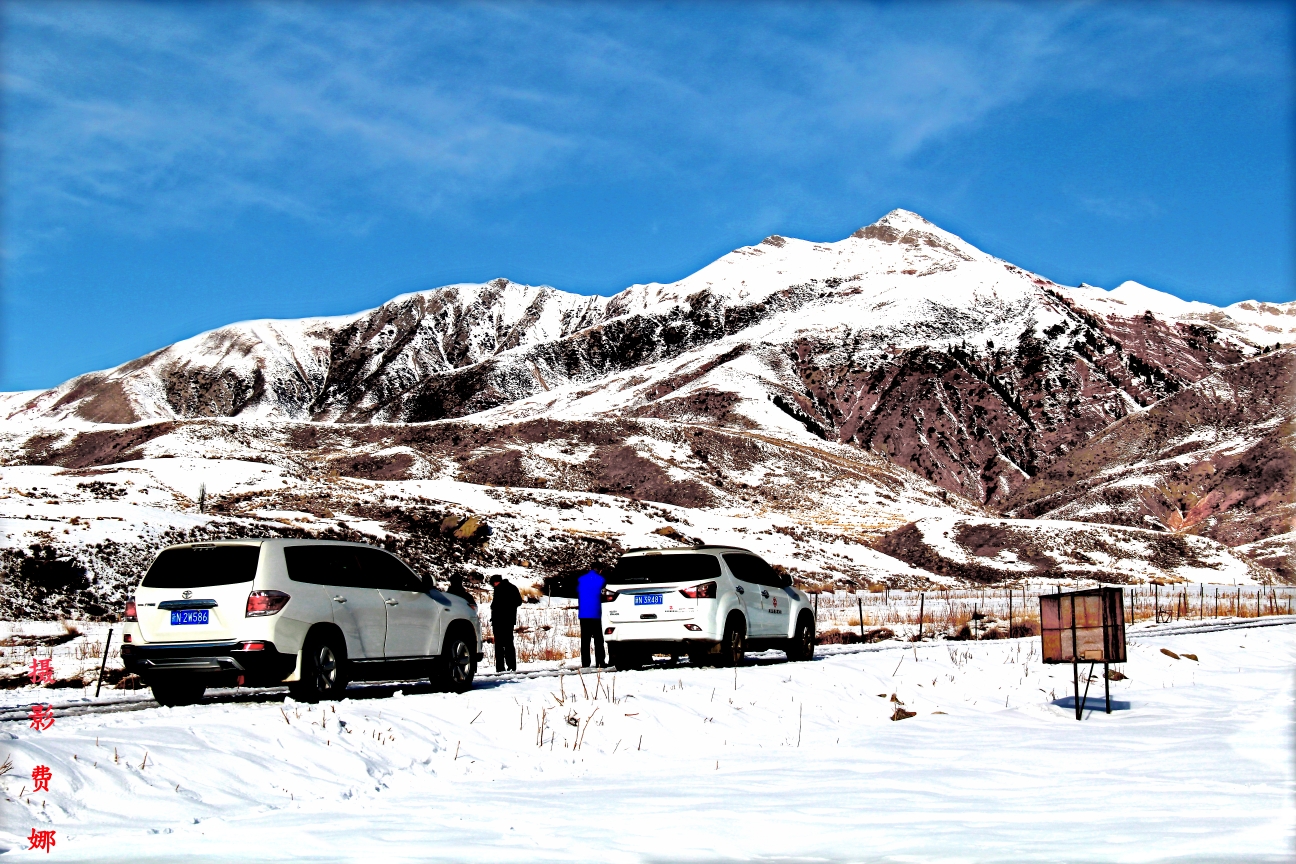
[809,582,1296,643]
[479,583,1295,665]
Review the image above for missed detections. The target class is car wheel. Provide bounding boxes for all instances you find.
[151,680,205,707]
[438,627,477,694]
[720,615,746,667]
[786,613,815,662]
[290,631,348,703]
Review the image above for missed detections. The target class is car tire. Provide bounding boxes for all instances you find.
[786,613,815,662]
[437,626,477,694]
[289,631,348,703]
[609,644,643,671]
[720,615,746,667]
[151,680,205,707]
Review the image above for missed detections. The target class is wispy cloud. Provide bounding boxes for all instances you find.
[3,1,1286,253]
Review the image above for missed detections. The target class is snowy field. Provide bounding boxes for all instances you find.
[1,618,1292,862]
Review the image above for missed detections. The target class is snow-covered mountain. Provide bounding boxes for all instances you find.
[1,210,1290,611]
[0,280,610,424]
[3,208,1291,509]
[4,210,1286,431]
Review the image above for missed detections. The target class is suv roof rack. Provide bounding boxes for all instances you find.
[621,544,754,554]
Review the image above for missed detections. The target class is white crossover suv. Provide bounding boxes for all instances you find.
[120,539,482,706]
[601,546,815,669]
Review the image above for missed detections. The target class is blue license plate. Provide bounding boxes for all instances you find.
[171,609,209,626]
[634,594,663,606]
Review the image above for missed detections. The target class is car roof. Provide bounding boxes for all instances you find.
[159,539,386,550]
[620,545,755,556]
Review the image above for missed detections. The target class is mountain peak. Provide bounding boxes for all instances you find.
[850,208,934,236]
[879,208,933,227]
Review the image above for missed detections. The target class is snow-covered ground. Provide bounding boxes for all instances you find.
[1,618,1291,862]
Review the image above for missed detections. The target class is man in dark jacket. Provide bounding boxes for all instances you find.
[489,574,522,673]
[446,572,474,605]
[577,566,607,668]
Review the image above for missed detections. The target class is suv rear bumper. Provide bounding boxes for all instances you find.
[121,640,296,687]
[608,638,721,656]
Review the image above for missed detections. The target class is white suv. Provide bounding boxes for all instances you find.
[601,546,815,668]
[120,539,482,706]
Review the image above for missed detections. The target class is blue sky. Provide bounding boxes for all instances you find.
[2,1,1292,391]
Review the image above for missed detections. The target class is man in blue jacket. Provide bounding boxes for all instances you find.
[577,565,607,668]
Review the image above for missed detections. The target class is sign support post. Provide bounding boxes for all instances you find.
[95,627,113,698]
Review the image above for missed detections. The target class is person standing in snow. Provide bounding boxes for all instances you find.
[577,565,607,668]
[446,572,473,604]
[488,574,522,673]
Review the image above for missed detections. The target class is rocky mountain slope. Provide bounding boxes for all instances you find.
[0,416,969,617]
[1005,348,1294,570]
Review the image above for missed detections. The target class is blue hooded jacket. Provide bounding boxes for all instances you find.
[577,569,606,619]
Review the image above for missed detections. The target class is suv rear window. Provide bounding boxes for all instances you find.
[610,554,721,585]
[142,545,261,588]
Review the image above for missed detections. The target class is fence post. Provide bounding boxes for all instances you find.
[917,592,925,641]
[857,596,865,640]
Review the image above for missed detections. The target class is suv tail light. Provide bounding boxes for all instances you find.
[124,600,138,622]
[238,641,267,651]
[601,587,620,603]
[245,590,290,617]
[680,581,717,599]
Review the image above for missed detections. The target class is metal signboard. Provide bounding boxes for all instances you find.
[1039,587,1126,720]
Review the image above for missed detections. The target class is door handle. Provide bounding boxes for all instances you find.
[332,596,347,603]
[385,599,399,606]
[761,590,770,599]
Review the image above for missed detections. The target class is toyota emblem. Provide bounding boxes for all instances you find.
[182,590,192,600]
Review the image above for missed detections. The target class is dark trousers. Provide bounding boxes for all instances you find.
[494,622,517,672]
[579,618,605,668]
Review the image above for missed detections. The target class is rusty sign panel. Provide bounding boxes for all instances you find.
[1040,587,1126,664]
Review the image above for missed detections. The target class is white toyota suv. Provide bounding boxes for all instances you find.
[120,539,482,706]
[601,546,815,668]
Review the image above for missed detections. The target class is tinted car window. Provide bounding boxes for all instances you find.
[724,554,778,586]
[142,545,261,588]
[355,548,423,592]
[284,545,370,588]
[610,554,721,585]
